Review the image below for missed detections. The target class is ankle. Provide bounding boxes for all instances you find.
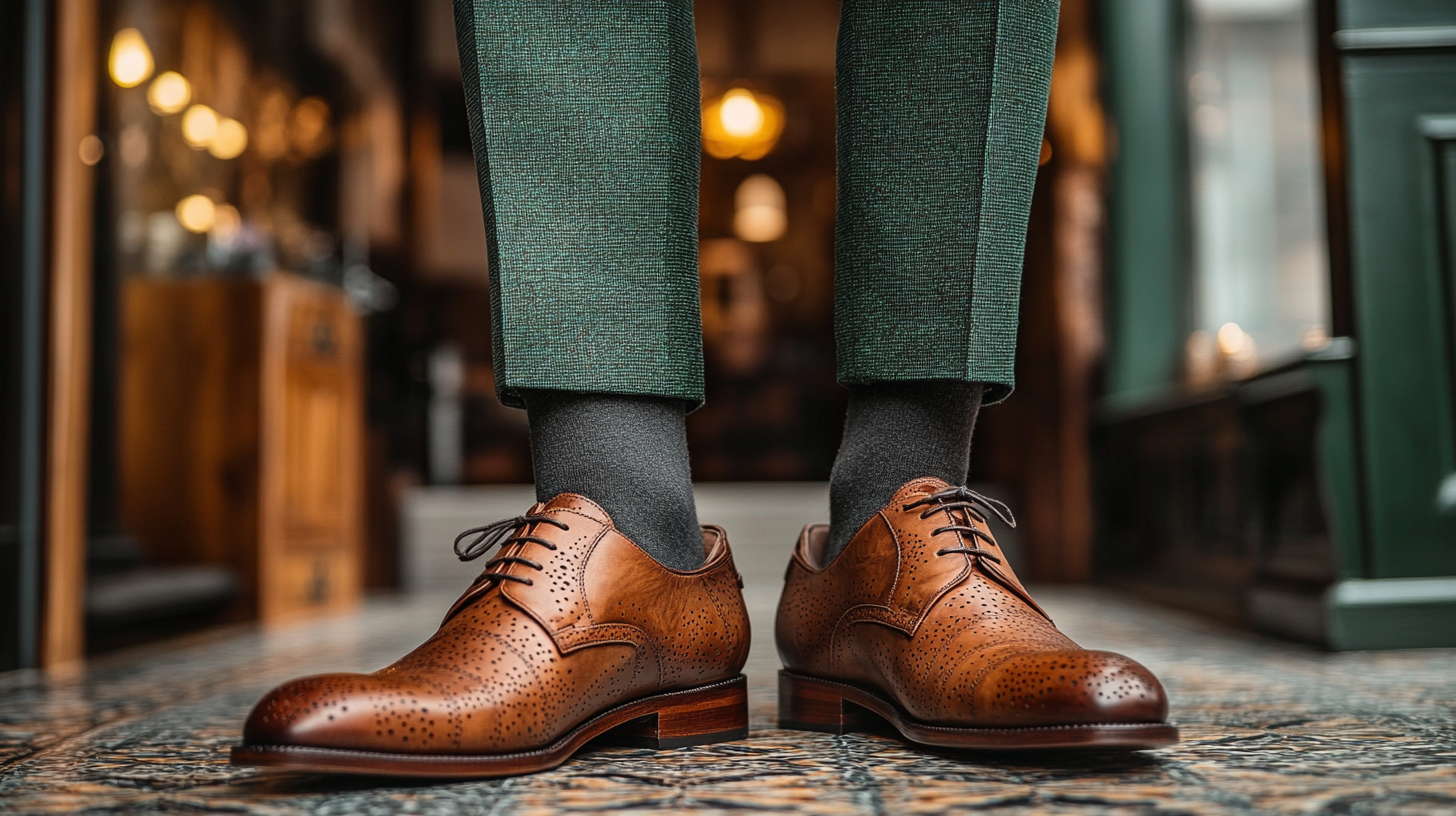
[524,390,703,570]
[826,380,985,558]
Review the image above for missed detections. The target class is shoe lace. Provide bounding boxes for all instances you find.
[452,514,570,587]
[902,485,1016,563]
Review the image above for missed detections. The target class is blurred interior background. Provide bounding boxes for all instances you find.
[4,0,1455,670]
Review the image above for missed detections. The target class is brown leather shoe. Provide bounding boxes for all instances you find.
[231,494,751,777]
[776,478,1177,750]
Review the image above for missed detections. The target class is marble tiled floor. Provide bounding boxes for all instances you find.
[3,518,1456,813]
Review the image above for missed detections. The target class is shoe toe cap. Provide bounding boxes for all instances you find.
[969,649,1169,727]
[243,672,444,752]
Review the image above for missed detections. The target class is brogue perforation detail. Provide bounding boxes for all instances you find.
[776,478,1171,731]
[241,495,750,757]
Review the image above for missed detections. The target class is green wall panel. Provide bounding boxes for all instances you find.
[1307,351,1367,579]
[1340,0,1456,31]
[1101,0,1187,400]
[1339,5,1456,577]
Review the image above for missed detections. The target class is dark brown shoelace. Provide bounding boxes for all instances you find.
[902,485,1016,563]
[453,514,570,587]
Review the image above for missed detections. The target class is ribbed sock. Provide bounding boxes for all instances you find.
[523,390,703,570]
[826,380,985,561]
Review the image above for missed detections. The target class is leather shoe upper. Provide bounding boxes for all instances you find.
[243,494,750,754]
[776,477,1168,728]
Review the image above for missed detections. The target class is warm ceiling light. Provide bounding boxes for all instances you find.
[108,29,154,88]
[147,72,191,114]
[719,89,764,138]
[702,87,784,161]
[1216,322,1242,355]
[733,174,787,242]
[175,194,216,233]
[208,118,248,159]
[181,105,218,148]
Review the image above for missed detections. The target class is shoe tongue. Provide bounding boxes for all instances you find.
[894,476,954,502]
[536,492,615,528]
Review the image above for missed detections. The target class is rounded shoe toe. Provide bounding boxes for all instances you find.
[243,672,405,751]
[968,649,1169,728]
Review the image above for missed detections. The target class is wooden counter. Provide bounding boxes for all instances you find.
[120,274,363,622]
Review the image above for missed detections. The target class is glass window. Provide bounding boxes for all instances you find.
[1185,0,1329,376]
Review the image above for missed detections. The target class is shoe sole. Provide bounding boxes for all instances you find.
[778,670,1179,750]
[230,674,748,778]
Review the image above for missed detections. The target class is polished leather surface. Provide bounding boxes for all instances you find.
[776,477,1168,728]
[243,494,750,754]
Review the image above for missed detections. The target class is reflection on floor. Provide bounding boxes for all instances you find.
[4,506,1456,813]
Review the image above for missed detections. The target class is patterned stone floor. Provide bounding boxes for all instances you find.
[2,583,1455,815]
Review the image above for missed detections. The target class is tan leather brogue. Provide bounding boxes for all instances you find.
[232,494,751,777]
[776,478,1177,750]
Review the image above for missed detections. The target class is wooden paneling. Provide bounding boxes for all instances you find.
[120,275,363,624]
[120,280,263,609]
[259,276,364,621]
[43,0,98,668]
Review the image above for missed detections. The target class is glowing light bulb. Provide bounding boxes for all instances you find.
[109,29,154,88]
[733,174,787,242]
[702,89,784,161]
[1216,322,1246,356]
[719,89,764,138]
[147,72,191,114]
[175,195,216,233]
[181,105,218,148]
[208,118,248,159]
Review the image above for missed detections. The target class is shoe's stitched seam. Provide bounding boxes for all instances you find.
[884,501,972,636]
[828,604,907,679]
[878,509,904,614]
[574,520,611,628]
[828,511,906,675]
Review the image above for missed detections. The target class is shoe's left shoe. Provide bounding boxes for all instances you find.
[231,493,751,778]
[775,478,1178,751]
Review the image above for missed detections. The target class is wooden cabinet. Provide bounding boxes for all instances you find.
[120,274,363,622]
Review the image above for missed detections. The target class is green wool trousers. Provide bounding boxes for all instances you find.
[453,0,1059,409]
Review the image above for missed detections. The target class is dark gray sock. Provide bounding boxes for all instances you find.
[826,380,985,560]
[523,390,703,570]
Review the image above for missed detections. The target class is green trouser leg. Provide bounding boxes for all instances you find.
[452,0,703,409]
[454,1,1058,408]
[834,0,1060,404]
